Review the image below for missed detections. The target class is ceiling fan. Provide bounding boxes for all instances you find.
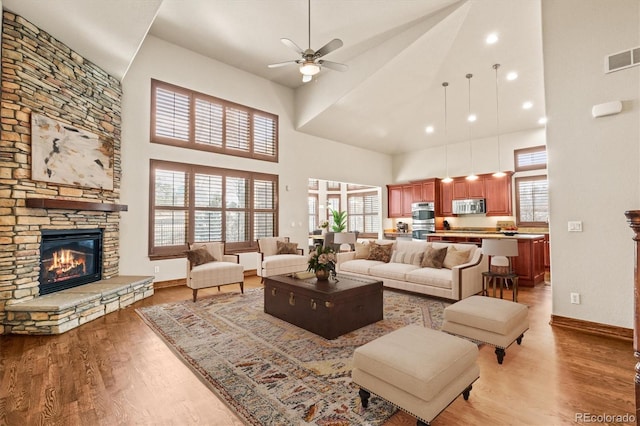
[268,0,348,83]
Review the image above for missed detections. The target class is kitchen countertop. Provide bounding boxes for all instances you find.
[432,232,545,239]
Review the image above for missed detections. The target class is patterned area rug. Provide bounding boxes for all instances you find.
[136,288,450,425]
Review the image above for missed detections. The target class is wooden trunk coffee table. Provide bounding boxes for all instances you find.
[264,274,383,340]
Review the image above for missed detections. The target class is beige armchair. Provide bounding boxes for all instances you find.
[256,236,307,280]
[186,241,244,302]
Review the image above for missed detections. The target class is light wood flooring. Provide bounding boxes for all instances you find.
[0,277,634,425]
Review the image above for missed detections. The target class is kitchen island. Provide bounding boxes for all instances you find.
[427,232,546,287]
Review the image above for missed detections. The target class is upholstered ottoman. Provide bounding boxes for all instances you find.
[352,325,479,426]
[442,295,529,364]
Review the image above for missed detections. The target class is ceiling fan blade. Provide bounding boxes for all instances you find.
[318,60,348,72]
[281,38,304,55]
[302,74,313,83]
[315,38,343,58]
[267,60,300,68]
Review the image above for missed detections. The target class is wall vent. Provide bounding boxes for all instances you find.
[605,46,640,73]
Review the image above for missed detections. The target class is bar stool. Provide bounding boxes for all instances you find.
[482,271,519,302]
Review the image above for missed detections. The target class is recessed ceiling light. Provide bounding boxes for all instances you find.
[467,114,477,122]
[486,33,499,44]
[425,126,434,134]
[522,101,533,109]
[506,71,518,81]
[538,117,548,125]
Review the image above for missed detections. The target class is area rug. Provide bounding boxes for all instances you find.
[136,288,450,425]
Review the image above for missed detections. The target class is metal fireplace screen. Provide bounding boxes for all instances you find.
[39,229,103,295]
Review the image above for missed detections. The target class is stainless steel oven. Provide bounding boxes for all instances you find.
[411,202,435,239]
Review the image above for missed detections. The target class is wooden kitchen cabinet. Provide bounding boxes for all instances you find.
[412,178,438,202]
[513,236,545,287]
[543,234,550,269]
[484,172,513,216]
[387,184,413,218]
[439,181,454,216]
[452,177,484,199]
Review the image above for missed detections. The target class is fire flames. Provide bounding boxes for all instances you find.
[48,249,86,280]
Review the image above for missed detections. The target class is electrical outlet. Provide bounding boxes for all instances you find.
[570,292,580,304]
[154,266,160,273]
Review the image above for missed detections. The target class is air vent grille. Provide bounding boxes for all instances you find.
[605,46,640,73]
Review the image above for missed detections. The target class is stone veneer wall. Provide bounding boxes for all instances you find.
[0,11,123,334]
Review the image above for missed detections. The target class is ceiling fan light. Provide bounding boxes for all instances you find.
[300,62,320,76]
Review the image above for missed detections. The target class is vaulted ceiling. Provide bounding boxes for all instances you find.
[2,0,546,155]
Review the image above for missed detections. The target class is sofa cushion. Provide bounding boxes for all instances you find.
[421,246,447,269]
[339,259,384,275]
[405,267,452,289]
[355,242,371,259]
[443,246,472,269]
[367,241,393,263]
[369,263,420,281]
[188,241,224,262]
[390,250,424,266]
[276,240,298,254]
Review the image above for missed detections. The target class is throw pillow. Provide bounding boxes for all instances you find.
[367,241,393,263]
[354,242,370,259]
[185,247,216,266]
[390,250,424,266]
[443,246,472,269]
[276,240,299,254]
[421,246,448,269]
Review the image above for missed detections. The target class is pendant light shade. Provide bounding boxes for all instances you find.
[465,73,478,181]
[441,82,453,183]
[492,63,506,178]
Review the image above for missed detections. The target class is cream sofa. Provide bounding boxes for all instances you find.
[336,239,487,301]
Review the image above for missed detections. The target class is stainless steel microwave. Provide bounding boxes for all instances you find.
[452,199,486,215]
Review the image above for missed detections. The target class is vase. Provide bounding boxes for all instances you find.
[315,269,330,281]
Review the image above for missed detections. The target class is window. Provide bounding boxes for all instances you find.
[514,146,547,172]
[515,176,549,226]
[326,195,341,229]
[150,160,278,257]
[308,195,318,232]
[151,80,278,162]
[348,191,380,238]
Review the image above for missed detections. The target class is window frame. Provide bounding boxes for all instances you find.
[150,79,279,162]
[149,159,278,259]
[514,145,547,172]
[347,190,380,239]
[515,175,549,227]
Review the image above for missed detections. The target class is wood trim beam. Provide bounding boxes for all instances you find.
[550,314,633,341]
[25,198,128,212]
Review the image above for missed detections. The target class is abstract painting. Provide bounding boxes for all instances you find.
[31,113,114,190]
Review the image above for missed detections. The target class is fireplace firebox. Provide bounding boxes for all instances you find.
[39,229,103,295]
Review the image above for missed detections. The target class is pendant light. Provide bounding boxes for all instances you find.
[441,82,453,183]
[465,73,478,181]
[492,63,506,178]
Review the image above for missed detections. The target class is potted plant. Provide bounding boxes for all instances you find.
[330,209,348,232]
[307,246,336,280]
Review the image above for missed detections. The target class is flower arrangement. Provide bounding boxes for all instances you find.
[307,245,336,276]
[319,220,329,229]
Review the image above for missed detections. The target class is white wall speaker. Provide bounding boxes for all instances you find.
[591,101,622,118]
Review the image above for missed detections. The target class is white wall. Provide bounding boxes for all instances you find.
[119,36,392,282]
[542,0,640,328]
[391,128,546,229]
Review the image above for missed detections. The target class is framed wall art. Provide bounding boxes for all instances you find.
[31,113,114,190]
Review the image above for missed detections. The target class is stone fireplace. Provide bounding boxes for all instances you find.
[39,228,104,295]
[0,12,153,335]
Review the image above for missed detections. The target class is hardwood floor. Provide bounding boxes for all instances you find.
[0,277,634,425]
